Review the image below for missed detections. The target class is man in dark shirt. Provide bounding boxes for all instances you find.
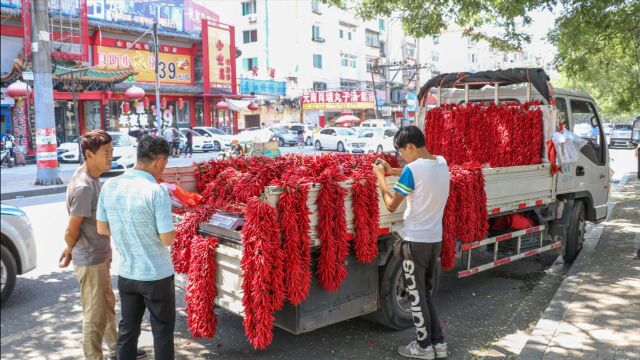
[184,128,193,158]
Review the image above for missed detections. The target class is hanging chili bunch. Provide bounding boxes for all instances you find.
[240,196,285,350]
[315,168,349,292]
[172,203,218,274]
[185,235,219,338]
[351,165,380,263]
[277,179,312,305]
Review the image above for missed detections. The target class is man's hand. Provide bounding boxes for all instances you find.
[374,158,391,173]
[58,247,72,268]
[372,163,386,180]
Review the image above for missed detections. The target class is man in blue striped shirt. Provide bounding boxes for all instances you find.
[97,135,175,360]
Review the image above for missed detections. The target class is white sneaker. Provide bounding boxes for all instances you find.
[398,340,435,359]
[434,342,448,358]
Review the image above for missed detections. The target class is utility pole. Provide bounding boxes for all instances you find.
[32,0,62,185]
[153,19,162,132]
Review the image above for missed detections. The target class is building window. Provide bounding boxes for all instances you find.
[339,26,353,40]
[341,53,356,68]
[241,0,256,16]
[242,57,259,72]
[431,52,439,62]
[340,79,358,90]
[366,30,379,47]
[311,0,321,13]
[378,19,385,31]
[313,81,327,91]
[469,53,478,63]
[405,43,416,58]
[312,25,324,42]
[243,30,257,44]
[366,57,378,72]
[313,54,322,69]
[432,35,440,45]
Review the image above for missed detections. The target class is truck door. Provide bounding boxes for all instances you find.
[568,98,609,221]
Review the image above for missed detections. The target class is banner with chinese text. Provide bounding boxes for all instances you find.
[204,21,235,92]
[301,90,375,110]
[96,45,192,84]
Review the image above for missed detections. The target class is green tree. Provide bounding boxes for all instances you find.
[329,0,640,116]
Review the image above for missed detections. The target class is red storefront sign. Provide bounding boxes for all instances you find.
[301,90,375,110]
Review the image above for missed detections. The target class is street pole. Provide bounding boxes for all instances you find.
[153,16,161,132]
[72,72,83,164]
[32,0,62,185]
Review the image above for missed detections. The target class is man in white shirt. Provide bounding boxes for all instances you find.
[373,126,450,360]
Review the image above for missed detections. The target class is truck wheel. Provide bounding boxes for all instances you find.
[1,244,17,303]
[369,253,440,330]
[564,201,586,263]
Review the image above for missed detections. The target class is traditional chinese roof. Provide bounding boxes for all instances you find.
[53,66,136,85]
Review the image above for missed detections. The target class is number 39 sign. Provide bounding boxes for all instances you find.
[97,45,192,84]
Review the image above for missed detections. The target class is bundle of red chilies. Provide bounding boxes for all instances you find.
[173,153,398,349]
[424,102,543,269]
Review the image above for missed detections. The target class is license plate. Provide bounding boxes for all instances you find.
[111,162,118,169]
[352,149,365,153]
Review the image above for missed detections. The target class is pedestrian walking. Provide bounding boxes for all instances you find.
[96,135,175,360]
[171,128,181,158]
[184,127,193,158]
[59,129,146,360]
[297,127,305,149]
[3,130,15,158]
[372,126,450,360]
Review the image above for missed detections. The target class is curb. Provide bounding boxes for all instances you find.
[1,185,68,201]
[517,173,633,360]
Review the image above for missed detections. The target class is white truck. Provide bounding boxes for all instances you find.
[166,69,610,333]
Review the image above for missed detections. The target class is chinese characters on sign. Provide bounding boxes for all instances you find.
[206,24,233,89]
[96,46,192,84]
[301,90,376,110]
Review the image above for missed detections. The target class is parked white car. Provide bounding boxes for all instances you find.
[109,132,137,172]
[179,128,214,152]
[360,119,396,128]
[279,123,315,146]
[57,132,137,172]
[345,127,398,154]
[192,127,232,151]
[313,127,357,152]
[1,204,37,303]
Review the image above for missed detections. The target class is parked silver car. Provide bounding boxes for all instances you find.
[1,204,37,303]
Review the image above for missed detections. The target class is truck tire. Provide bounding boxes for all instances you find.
[369,253,440,330]
[1,244,17,303]
[564,201,586,263]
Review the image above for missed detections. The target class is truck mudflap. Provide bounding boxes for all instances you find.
[457,225,561,278]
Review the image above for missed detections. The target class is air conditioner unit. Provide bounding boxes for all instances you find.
[248,14,257,23]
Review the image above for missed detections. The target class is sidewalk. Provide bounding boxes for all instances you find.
[519,175,640,360]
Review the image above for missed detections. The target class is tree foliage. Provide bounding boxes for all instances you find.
[327,0,640,116]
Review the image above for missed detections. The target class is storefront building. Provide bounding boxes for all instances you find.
[1,1,245,156]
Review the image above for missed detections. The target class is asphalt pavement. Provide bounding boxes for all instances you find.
[0,147,636,359]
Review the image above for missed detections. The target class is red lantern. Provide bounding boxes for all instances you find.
[143,97,150,109]
[125,85,145,100]
[269,68,276,79]
[161,97,167,109]
[7,80,30,98]
[252,66,258,76]
[248,102,259,111]
[216,101,229,110]
[177,97,184,110]
[122,102,130,114]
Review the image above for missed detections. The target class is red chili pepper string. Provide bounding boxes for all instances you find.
[185,235,219,338]
[315,168,349,292]
[351,165,379,263]
[241,196,284,350]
